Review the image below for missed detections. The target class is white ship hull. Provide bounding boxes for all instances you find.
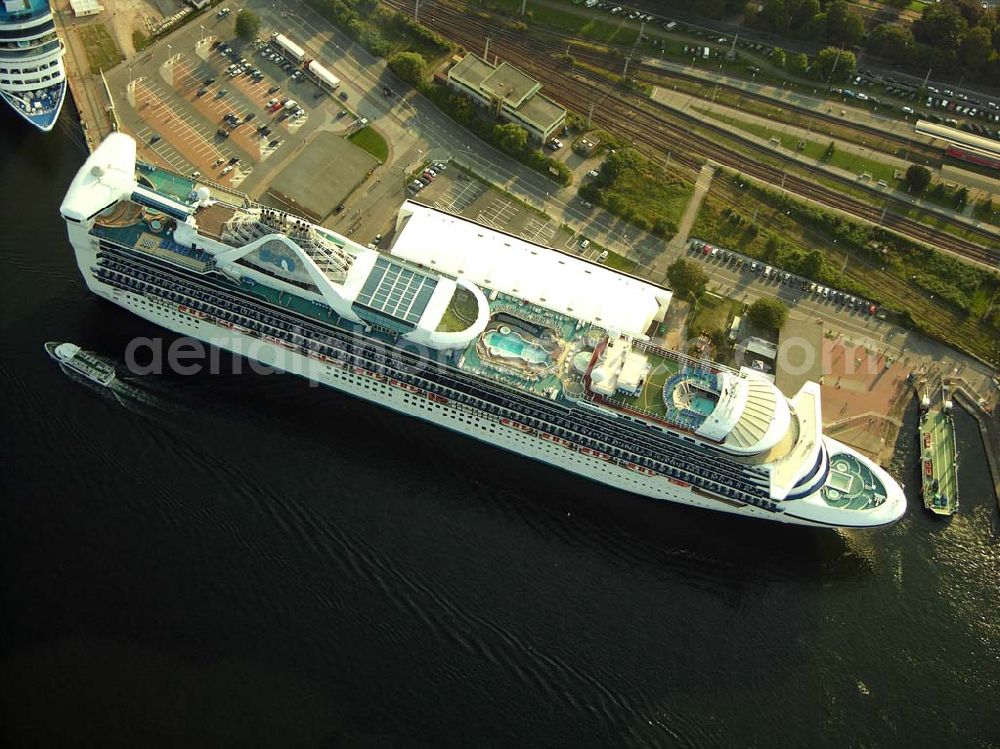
[61,134,906,529]
[75,260,869,528]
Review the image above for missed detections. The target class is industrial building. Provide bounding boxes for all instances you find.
[447,54,566,144]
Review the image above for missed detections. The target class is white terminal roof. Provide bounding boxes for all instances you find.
[391,202,672,339]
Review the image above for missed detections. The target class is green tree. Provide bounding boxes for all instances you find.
[492,123,528,154]
[906,164,932,193]
[868,23,916,64]
[748,297,789,330]
[804,12,826,39]
[762,0,788,31]
[388,51,426,86]
[914,2,969,50]
[843,13,865,46]
[234,9,260,42]
[825,0,864,46]
[771,46,787,67]
[802,249,826,278]
[666,257,709,300]
[814,47,856,81]
[960,26,994,70]
[786,51,809,74]
[786,0,819,29]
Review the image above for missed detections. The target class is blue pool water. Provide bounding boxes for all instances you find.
[484,330,550,365]
[690,395,717,415]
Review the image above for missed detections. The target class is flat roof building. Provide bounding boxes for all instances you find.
[447,54,566,143]
[390,201,672,339]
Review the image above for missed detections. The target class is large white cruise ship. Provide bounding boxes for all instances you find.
[60,134,907,528]
[0,0,66,131]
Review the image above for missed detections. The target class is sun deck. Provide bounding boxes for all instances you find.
[0,0,50,23]
[820,452,887,511]
[457,294,583,399]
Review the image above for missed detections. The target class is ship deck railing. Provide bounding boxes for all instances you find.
[95,253,775,506]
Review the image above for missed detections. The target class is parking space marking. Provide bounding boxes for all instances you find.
[230,166,253,188]
[131,78,231,171]
[477,198,516,230]
[285,112,308,133]
[135,126,193,174]
[433,178,482,215]
[166,57,267,161]
[521,217,555,245]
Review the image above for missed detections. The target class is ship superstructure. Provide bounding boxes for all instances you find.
[60,134,906,528]
[0,0,66,131]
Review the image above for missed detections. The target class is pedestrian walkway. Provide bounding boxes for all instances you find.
[668,163,715,252]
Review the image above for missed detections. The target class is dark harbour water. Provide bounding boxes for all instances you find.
[1,108,999,749]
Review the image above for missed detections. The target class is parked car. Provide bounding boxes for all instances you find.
[597,250,609,263]
[216,128,230,138]
[267,85,280,94]
[580,238,590,250]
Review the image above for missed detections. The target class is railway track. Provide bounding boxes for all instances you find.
[386,0,997,266]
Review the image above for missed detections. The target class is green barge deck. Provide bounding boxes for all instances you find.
[919,409,959,516]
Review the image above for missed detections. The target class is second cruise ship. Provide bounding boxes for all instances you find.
[60,134,906,528]
[0,0,66,131]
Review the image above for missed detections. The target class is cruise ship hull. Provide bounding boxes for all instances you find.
[75,265,893,529]
[1,78,65,132]
[61,134,906,529]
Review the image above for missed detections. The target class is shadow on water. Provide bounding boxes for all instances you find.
[74,295,877,586]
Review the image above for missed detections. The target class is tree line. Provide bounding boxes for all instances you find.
[741,0,999,83]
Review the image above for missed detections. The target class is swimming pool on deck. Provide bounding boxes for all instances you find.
[483,328,551,365]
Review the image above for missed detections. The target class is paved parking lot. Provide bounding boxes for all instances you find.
[107,23,328,189]
[412,168,576,251]
[432,177,484,215]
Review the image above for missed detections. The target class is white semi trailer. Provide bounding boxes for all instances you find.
[306,59,341,91]
[271,33,305,63]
